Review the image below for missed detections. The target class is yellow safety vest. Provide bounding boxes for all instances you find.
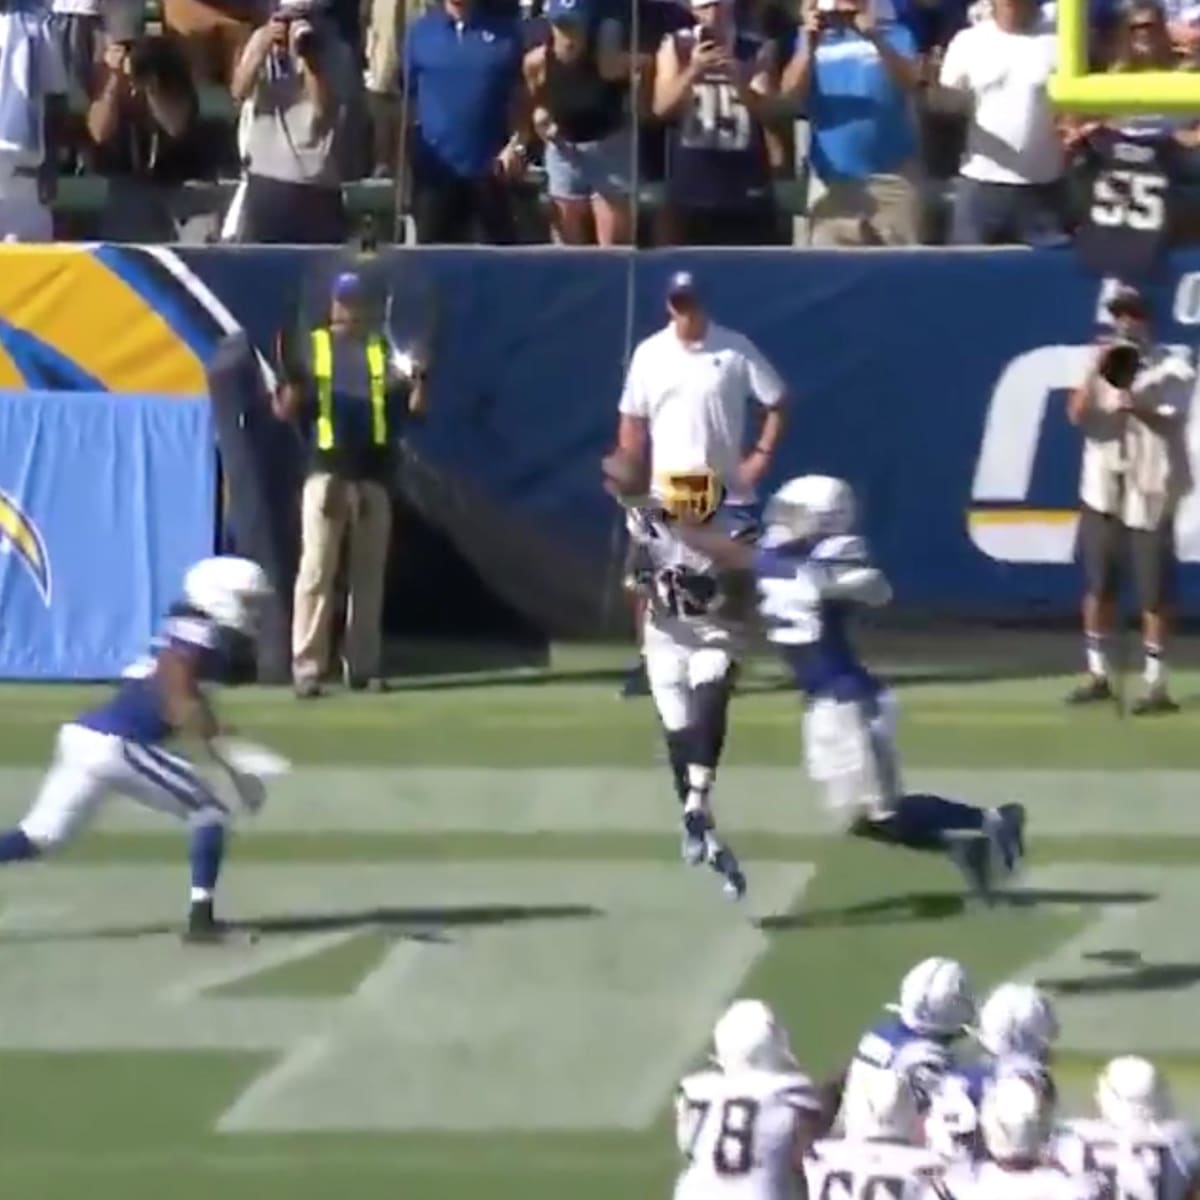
[310,327,388,451]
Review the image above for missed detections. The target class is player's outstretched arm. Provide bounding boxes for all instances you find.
[673,521,756,572]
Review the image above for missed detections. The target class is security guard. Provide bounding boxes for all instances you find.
[273,271,427,697]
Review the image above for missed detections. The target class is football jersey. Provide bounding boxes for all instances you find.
[76,604,228,744]
[941,1160,1104,1200]
[630,504,754,649]
[1054,1118,1199,1200]
[675,1066,821,1200]
[665,29,773,210]
[754,535,885,702]
[843,1017,954,1113]
[806,1137,945,1200]
[1074,126,1179,281]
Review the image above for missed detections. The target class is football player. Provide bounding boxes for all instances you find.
[0,556,273,941]
[926,983,1059,1162]
[843,957,976,1118]
[943,1076,1103,1200]
[672,473,1027,902]
[604,453,754,899]
[675,998,824,1200]
[807,1068,945,1200]
[1055,1057,1200,1200]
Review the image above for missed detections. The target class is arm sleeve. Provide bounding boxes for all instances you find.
[740,337,787,408]
[886,24,918,58]
[618,348,650,417]
[938,29,969,87]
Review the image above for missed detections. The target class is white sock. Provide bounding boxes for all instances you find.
[1144,642,1165,688]
[190,887,213,904]
[685,766,713,815]
[1085,633,1109,679]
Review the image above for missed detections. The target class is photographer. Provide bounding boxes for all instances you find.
[230,0,353,243]
[1066,286,1194,715]
[86,19,203,241]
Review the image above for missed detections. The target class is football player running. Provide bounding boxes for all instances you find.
[843,957,976,1116]
[672,474,1026,902]
[0,556,273,941]
[1055,1057,1200,1200]
[942,1076,1103,1200]
[807,1068,945,1200]
[604,453,753,899]
[675,999,824,1200]
[927,983,1059,1163]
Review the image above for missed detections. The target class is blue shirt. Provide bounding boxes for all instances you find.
[805,24,917,181]
[76,606,228,745]
[404,7,523,180]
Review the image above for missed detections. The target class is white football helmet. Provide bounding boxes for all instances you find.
[976,983,1059,1059]
[762,475,856,547]
[184,556,271,636]
[712,999,797,1072]
[889,957,975,1038]
[980,1075,1051,1161]
[843,1069,920,1142]
[1096,1056,1173,1128]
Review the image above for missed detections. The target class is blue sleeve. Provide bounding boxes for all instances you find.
[883,22,917,56]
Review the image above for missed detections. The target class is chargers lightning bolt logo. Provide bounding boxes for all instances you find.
[0,489,51,606]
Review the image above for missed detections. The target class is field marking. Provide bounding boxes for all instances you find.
[0,767,1191,837]
[0,861,811,1133]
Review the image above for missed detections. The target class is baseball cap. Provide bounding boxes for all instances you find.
[332,271,365,303]
[546,0,587,23]
[666,270,700,301]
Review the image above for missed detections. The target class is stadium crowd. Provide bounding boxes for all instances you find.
[0,0,1198,244]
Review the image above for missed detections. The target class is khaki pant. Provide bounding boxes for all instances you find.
[292,473,391,685]
[809,167,921,247]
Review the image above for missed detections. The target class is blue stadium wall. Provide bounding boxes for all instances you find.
[3,244,1200,667]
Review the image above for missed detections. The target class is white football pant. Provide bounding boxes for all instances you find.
[21,723,229,851]
[804,691,901,824]
[645,640,736,732]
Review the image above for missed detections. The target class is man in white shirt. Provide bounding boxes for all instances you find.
[938,0,1068,245]
[1066,286,1193,715]
[0,0,66,242]
[615,270,788,695]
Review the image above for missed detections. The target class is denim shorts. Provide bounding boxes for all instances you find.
[544,128,633,201]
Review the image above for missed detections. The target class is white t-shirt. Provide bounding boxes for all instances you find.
[939,20,1062,185]
[0,8,68,170]
[619,320,787,506]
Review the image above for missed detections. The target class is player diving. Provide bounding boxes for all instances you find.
[607,461,1028,902]
[0,555,276,942]
[604,453,754,899]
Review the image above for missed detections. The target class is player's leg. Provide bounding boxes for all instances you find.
[1130,521,1179,714]
[644,634,700,858]
[0,724,111,861]
[113,741,233,939]
[684,646,746,900]
[1067,506,1121,704]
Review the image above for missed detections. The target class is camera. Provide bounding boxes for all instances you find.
[818,7,855,27]
[1099,337,1143,389]
[292,21,320,57]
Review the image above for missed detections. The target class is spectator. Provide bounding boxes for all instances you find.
[937,0,1067,245]
[274,272,428,698]
[523,0,640,245]
[231,0,354,243]
[403,0,530,244]
[164,0,263,86]
[654,0,782,246]
[86,26,205,241]
[364,0,423,176]
[0,0,66,242]
[783,0,923,246]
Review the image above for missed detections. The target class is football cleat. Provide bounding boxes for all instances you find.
[995,803,1026,876]
[681,807,710,866]
[182,899,227,945]
[706,838,747,901]
[1131,687,1180,716]
[1065,675,1113,705]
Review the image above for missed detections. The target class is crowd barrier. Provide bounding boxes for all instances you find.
[2,244,1200,676]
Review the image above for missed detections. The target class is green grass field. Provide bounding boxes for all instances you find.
[2,642,1200,1200]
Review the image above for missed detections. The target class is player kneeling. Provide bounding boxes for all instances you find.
[605,454,752,899]
[808,1068,945,1200]
[1055,1057,1200,1200]
[943,1076,1102,1200]
[0,556,276,941]
[676,475,1025,903]
[675,999,824,1200]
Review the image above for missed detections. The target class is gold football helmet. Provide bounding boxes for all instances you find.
[655,467,720,522]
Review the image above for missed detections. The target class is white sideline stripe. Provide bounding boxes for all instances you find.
[0,767,1195,836]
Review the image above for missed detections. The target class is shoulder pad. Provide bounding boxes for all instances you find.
[810,535,868,564]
